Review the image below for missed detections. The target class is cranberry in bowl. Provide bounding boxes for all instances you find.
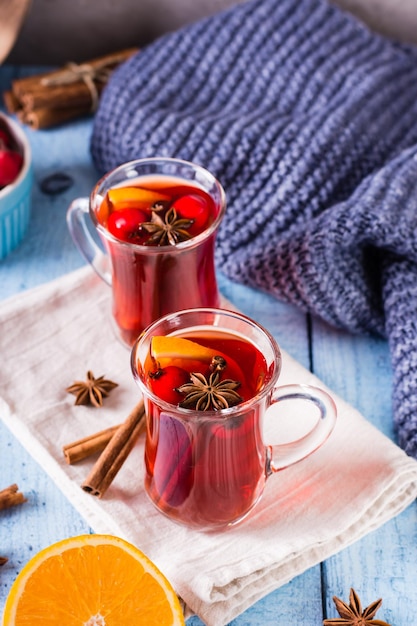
[0,112,33,260]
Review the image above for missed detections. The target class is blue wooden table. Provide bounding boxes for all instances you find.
[1,65,416,625]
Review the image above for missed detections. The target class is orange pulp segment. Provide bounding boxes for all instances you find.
[107,186,171,211]
[2,534,185,626]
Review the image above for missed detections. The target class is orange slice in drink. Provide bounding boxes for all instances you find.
[151,336,219,367]
[107,186,171,211]
[96,186,171,224]
[2,534,185,625]
[150,336,247,391]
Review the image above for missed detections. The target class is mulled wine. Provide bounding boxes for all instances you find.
[67,158,226,348]
[140,328,271,528]
[94,176,222,346]
[132,308,337,531]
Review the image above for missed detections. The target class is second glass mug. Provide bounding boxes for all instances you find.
[131,308,338,531]
[66,157,226,347]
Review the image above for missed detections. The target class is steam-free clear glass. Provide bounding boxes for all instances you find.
[131,308,337,531]
[67,158,226,347]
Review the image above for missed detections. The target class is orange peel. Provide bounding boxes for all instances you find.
[107,186,171,211]
[149,335,247,388]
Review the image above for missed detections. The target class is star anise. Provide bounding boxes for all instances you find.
[177,370,242,411]
[324,588,391,626]
[66,371,118,407]
[141,207,193,245]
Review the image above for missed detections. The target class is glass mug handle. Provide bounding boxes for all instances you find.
[66,197,112,286]
[266,383,337,473]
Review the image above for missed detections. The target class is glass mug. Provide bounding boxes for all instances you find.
[131,308,337,531]
[66,158,226,347]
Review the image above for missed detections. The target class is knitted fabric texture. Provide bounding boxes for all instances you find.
[91,0,417,457]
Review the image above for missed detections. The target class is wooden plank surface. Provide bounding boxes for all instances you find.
[1,65,416,625]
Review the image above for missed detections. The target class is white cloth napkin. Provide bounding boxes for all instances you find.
[1,266,417,626]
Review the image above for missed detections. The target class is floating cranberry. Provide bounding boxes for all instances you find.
[107,207,148,243]
[173,194,210,235]
[148,366,190,405]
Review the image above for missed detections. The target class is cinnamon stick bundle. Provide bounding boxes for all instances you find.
[3,48,138,129]
[0,484,27,511]
[82,400,146,498]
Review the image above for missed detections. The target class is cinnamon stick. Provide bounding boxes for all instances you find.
[19,80,107,112]
[11,48,137,95]
[0,484,27,511]
[63,424,121,464]
[3,47,138,129]
[82,400,146,498]
[19,105,92,130]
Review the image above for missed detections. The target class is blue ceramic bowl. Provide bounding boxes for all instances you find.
[0,113,33,260]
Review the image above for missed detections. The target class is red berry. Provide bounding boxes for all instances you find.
[0,150,23,187]
[148,366,190,404]
[107,207,148,243]
[172,194,210,235]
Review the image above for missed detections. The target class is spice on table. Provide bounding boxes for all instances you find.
[66,371,118,407]
[2,48,138,129]
[62,423,121,464]
[82,400,146,498]
[323,588,391,626]
[0,484,27,511]
[0,556,8,566]
[40,171,73,195]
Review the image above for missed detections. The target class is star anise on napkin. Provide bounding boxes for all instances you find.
[66,371,118,407]
[141,207,193,245]
[177,370,242,411]
[323,588,391,625]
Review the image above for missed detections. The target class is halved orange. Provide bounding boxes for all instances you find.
[107,186,171,211]
[2,534,185,625]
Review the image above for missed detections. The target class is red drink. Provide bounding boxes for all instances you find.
[95,176,221,346]
[132,307,337,531]
[140,329,271,529]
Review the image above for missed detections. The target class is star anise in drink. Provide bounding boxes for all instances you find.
[323,588,391,625]
[141,207,193,245]
[66,371,118,407]
[177,370,242,411]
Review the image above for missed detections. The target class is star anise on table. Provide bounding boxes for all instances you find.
[66,371,118,407]
[323,588,391,626]
[141,207,193,245]
[177,370,243,411]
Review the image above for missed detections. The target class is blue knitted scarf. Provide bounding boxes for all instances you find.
[91,0,417,457]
